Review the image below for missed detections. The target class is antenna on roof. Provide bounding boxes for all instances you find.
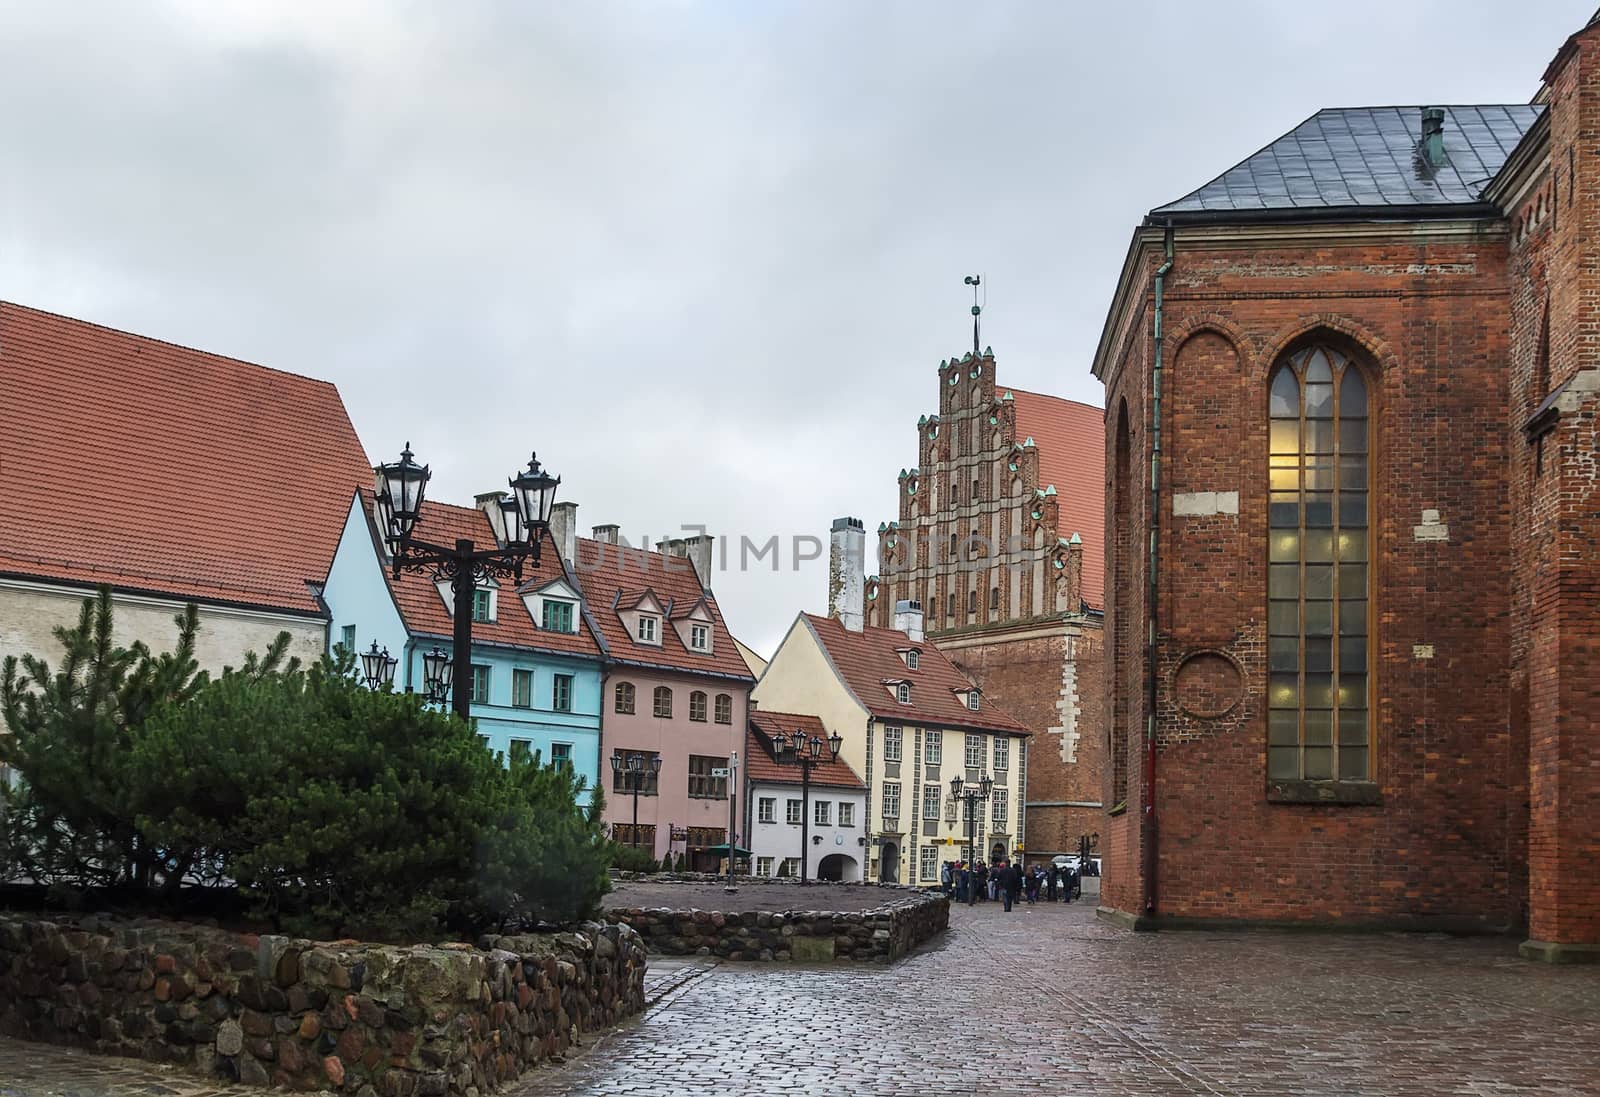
[963,275,982,357]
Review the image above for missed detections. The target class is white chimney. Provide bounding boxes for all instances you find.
[892,598,924,643]
[592,523,620,545]
[829,516,865,632]
[549,501,578,566]
[683,533,714,589]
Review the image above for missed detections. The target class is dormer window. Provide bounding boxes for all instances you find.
[471,588,495,623]
[905,650,920,671]
[542,599,574,633]
[967,692,981,712]
[638,615,658,643]
[690,623,710,651]
[897,682,911,704]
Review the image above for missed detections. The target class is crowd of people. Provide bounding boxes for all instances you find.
[938,858,1083,911]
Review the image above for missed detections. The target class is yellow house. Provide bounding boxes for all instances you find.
[754,520,1031,885]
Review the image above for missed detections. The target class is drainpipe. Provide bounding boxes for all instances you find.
[1144,224,1174,920]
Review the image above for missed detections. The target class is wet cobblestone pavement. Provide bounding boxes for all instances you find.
[3,897,1598,1096]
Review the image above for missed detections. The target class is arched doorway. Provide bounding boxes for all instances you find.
[817,854,860,883]
[880,843,900,883]
[990,843,1006,864]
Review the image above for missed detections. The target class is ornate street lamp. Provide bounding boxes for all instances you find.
[772,727,843,884]
[374,445,559,720]
[420,645,453,706]
[359,641,398,691]
[950,772,994,906]
[611,752,663,850]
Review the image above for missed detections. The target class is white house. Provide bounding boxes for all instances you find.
[745,710,868,883]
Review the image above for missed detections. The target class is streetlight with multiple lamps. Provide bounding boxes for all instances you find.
[609,751,663,849]
[358,641,398,691]
[771,727,843,884]
[949,772,994,906]
[372,443,560,720]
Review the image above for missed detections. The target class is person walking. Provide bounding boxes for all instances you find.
[940,859,953,897]
[1046,864,1059,902]
[975,861,989,903]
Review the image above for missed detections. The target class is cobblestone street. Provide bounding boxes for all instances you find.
[3,897,1599,1097]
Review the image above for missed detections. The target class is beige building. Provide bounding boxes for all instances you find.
[754,519,1032,885]
[0,302,371,738]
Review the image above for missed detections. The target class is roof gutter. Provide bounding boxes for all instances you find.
[1144,223,1174,921]
[1142,201,1503,227]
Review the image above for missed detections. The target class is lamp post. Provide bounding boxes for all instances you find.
[374,444,559,721]
[949,772,994,906]
[772,726,843,884]
[725,751,739,892]
[610,752,662,849]
[419,645,453,705]
[358,641,398,691]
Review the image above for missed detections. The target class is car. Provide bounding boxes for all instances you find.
[1051,854,1081,871]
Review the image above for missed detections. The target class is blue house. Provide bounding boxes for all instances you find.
[320,491,606,800]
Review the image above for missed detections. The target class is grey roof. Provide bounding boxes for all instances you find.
[1152,105,1544,219]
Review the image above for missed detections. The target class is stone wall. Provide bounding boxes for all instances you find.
[605,885,948,962]
[0,914,645,1094]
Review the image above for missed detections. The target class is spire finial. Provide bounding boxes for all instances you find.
[963,274,982,357]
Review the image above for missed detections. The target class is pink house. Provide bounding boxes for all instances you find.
[560,519,754,868]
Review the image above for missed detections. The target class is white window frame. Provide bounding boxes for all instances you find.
[883,725,903,762]
[690,623,710,651]
[638,615,658,642]
[839,802,855,827]
[925,729,943,766]
[756,856,774,877]
[920,846,940,882]
[785,799,803,825]
[896,682,911,703]
[991,787,1008,826]
[758,797,776,824]
[993,736,1009,771]
[964,733,984,769]
[921,784,941,821]
[814,800,832,826]
[781,857,801,878]
[906,649,919,670]
[967,692,981,712]
[881,781,901,821]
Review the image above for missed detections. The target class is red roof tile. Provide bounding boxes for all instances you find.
[0,302,370,615]
[571,538,754,682]
[378,495,603,660]
[1010,388,1106,610]
[802,613,1029,734]
[746,711,865,790]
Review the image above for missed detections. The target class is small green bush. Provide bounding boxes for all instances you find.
[605,842,658,873]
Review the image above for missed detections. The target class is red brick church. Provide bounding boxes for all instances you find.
[1094,13,1600,961]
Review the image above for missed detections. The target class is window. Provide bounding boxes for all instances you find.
[638,616,658,642]
[780,857,801,878]
[967,590,977,615]
[478,733,492,750]
[756,856,774,877]
[993,736,1009,771]
[758,797,776,824]
[814,800,832,826]
[922,784,941,821]
[614,681,636,714]
[542,599,574,633]
[990,586,999,612]
[690,623,709,651]
[338,624,355,653]
[967,692,981,712]
[972,477,980,501]
[1269,344,1371,782]
[610,750,659,795]
[687,755,728,799]
[881,781,901,821]
[924,729,943,766]
[472,589,493,623]
[714,693,732,723]
[653,686,673,718]
[549,742,571,769]
[470,665,491,705]
[964,733,984,768]
[613,822,656,848]
[906,650,919,671]
[786,799,803,825]
[839,803,855,827]
[920,846,940,882]
[883,726,903,762]
[947,592,956,619]
[509,739,532,765]
[991,788,1008,825]
[512,669,533,709]
[689,690,707,722]
[552,673,573,713]
[896,682,911,704]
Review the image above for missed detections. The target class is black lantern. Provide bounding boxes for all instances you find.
[374,442,430,544]
[509,453,560,541]
[827,729,843,759]
[950,774,964,798]
[498,496,526,549]
[359,641,397,691]
[421,646,452,704]
[649,755,664,776]
[791,729,807,754]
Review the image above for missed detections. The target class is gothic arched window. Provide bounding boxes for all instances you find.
[1268,344,1370,782]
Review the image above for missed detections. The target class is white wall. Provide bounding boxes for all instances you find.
[747,779,867,882]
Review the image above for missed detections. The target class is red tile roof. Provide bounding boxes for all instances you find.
[746,711,865,790]
[0,302,370,615]
[801,613,1030,734]
[571,537,754,682]
[378,495,603,660]
[1009,388,1106,610]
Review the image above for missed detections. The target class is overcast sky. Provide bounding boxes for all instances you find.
[2,1,1588,654]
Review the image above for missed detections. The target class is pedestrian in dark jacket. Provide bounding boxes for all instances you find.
[1046,865,1059,902]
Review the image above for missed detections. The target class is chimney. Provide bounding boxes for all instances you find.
[892,598,924,643]
[1420,107,1447,170]
[683,533,714,589]
[549,501,578,567]
[475,491,510,546]
[829,516,865,632]
[592,523,620,545]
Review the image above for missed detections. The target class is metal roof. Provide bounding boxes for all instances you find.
[1152,105,1544,220]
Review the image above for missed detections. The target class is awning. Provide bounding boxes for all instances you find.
[705,843,753,857]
